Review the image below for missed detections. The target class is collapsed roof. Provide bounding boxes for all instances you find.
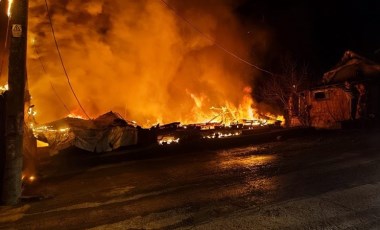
[322,50,380,84]
[34,111,137,154]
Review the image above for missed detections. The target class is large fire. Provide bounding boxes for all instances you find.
[176,86,283,126]
[1,1,280,128]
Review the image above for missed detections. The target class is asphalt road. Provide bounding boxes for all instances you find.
[1,129,380,229]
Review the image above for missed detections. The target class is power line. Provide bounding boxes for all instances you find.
[159,0,274,76]
[33,43,71,114]
[43,0,91,119]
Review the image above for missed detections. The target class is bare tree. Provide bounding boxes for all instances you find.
[260,58,310,126]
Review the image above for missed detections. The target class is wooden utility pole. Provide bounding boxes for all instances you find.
[1,0,29,205]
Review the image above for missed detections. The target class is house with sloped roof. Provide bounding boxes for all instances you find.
[290,51,380,129]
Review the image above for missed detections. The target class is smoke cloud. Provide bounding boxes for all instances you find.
[26,0,270,126]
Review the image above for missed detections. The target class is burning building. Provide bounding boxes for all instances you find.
[24,0,277,127]
[2,1,284,155]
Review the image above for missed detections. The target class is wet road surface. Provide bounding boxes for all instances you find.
[1,129,380,229]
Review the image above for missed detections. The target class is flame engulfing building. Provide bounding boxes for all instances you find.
[24,0,276,126]
[290,51,380,129]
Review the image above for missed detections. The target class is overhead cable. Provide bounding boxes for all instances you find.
[44,0,91,119]
[33,43,71,114]
[159,0,274,76]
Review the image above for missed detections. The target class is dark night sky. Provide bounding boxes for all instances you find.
[1,0,379,77]
[236,0,380,75]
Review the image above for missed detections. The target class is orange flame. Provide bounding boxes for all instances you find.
[0,83,8,93]
[67,113,85,119]
[25,1,279,127]
[169,86,281,127]
[61,86,283,127]
[7,0,13,17]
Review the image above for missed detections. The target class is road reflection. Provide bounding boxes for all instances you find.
[217,146,276,170]
[214,145,279,203]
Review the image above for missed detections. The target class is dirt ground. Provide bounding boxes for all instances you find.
[1,128,380,229]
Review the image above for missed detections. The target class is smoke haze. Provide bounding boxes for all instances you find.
[25,0,270,125]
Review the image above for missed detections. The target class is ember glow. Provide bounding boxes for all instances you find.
[28,175,36,182]
[0,83,8,93]
[158,136,180,145]
[28,106,37,116]
[24,1,278,126]
[22,174,36,184]
[67,113,84,119]
[204,131,242,139]
[33,125,70,134]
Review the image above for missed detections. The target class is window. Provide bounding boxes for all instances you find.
[314,91,327,100]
